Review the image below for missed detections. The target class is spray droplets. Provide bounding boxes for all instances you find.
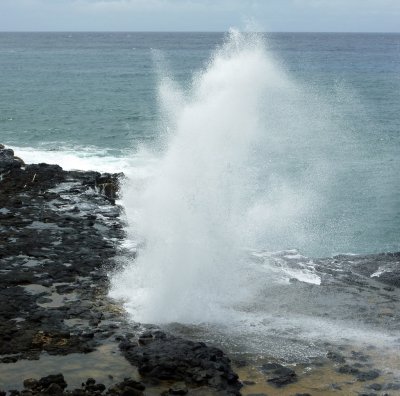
[110,31,334,324]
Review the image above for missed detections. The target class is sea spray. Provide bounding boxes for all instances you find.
[110,31,336,324]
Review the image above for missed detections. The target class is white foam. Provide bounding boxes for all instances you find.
[12,146,134,173]
[371,266,392,278]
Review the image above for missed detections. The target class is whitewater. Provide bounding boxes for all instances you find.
[104,31,400,360]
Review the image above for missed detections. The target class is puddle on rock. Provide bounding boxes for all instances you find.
[26,221,63,231]
[0,344,137,391]
[63,318,90,328]
[22,259,44,268]
[22,284,50,295]
[0,344,188,396]
[37,291,78,308]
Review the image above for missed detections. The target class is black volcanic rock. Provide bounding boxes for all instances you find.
[0,146,125,361]
[261,363,297,387]
[0,148,23,173]
[120,331,241,395]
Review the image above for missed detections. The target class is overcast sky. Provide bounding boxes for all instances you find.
[0,0,399,32]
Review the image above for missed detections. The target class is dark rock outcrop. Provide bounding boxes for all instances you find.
[0,148,24,173]
[120,331,242,395]
[261,363,297,387]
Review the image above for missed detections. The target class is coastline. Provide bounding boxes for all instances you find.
[1,145,400,396]
[0,145,242,395]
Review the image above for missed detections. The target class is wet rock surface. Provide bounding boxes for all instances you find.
[249,249,400,337]
[0,146,242,395]
[120,331,241,394]
[0,147,124,363]
[261,363,297,387]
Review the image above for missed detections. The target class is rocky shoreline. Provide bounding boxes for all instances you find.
[1,145,400,396]
[0,146,242,395]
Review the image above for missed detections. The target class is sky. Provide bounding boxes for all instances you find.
[0,0,399,32]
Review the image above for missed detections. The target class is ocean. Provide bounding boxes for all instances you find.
[1,32,398,257]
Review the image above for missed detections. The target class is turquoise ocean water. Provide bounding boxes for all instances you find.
[0,32,399,256]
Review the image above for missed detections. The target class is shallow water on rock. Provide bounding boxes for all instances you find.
[237,346,400,396]
[0,345,137,391]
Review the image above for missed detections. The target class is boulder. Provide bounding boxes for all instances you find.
[0,147,22,173]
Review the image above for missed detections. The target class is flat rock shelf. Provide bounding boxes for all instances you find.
[0,146,242,396]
